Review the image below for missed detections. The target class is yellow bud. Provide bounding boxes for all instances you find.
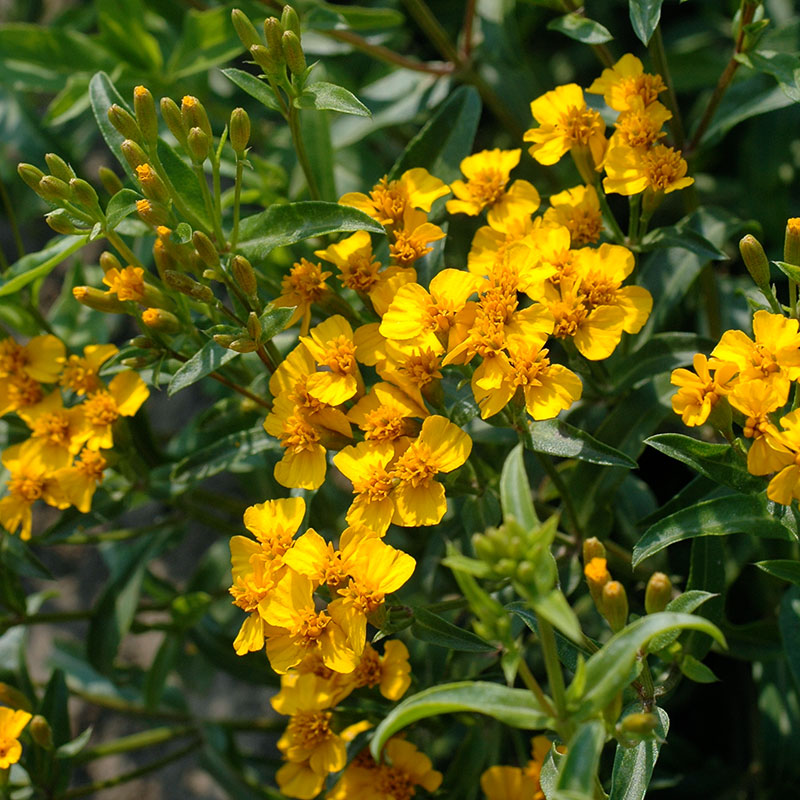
[17,163,46,192]
[601,580,629,633]
[164,270,215,303]
[229,336,258,353]
[281,4,301,37]
[133,85,159,147]
[230,108,250,157]
[213,334,237,348]
[739,234,771,289]
[246,311,261,342]
[231,9,261,50]
[73,286,127,313]
[181,95,212,140]
[44,153,75,182]
[136,198,172,227]
[192,231,219,268]
[645,572,673,615]
[281,30,306,75]
[29,716,53,750]
[620,712,659,736]
[130,335,157,348]
[142,307,181,333]
[584,556,611,608]
[187,127,210,164]
[99,251,123,274]
[0,683,32,712]
[135,164,170,205]
[121,139,149,171]
[250,44,283,76]
[231,254,258,296]
[160,97,188,148]
[583,537,606,564]
[98,166,124,195]
[785,218,800,267]
[108,104,142,142]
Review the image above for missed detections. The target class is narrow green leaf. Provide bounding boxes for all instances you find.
[106,189,143,229]
[411,607,497,652]
[553,720,606,800]
[221,68,282,113]
[89,71,138,182]
[780,586,800,692]
[755,559,800,586]
[648,591,718,652]
[296,82,371,117]
[144,635,182,709]
[739,50,800,103]
[237,202,384,263]
[775,260,800,283]
[629,0,663,45]
[299,104,337,201]
[0,235,89,297]
[168,8,242,79]
[38,669,70,747]
[547,14,613,44]
[370,681,553,759]
[167,340,239,397]
[645,433,765,494]
[260,306,295,340]
[525,419,637,468]
[609,707,669,800]
[156,140,210,229]
[679,654,718,683]
[305,3,404,30]
[440,553,494,578]
[500,443,538,529]
[97,0,162,72]
[56,727,94,759]
[640,225,728,260]
[529,590,584,645]
[572,613,726,720]
[633,494,794,566]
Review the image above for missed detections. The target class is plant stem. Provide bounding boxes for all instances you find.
[148,149,209,234]
[73,725,196,764]
[287,106,321,201]
[231,159,244,250]
[518,656,558,719]
[790,279,797,319]
[193,163,226,247]
[536,615,571,738]
[596,186,625,244]
[628,194,641,245]
[459,0,477,60]
[105,229,146,270]
[535,452,584,539]
[648,26,686,151]
[0,173,24,262]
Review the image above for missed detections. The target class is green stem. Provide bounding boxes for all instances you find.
[230,159,244,250]
[193,163,226,247]
[73,726,196,764]
[518,656,558,719]
[790,279,797,319]
[536,615,571,739]
[628,194,641,245]
[596,185,625,244]
[535,452,584,539]
[105,229,146,270]
[148,149,210,234]
[287,106,321,201]
[0,173,24,263]
[648,26,686,151]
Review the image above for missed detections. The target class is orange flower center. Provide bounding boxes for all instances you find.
[31,412,72,448]
[351,464,394,501]
[398,350,442,387]
[9,472,45,503]
[391,442,438,487]
[641,146,687,192]
[512,348,551,387]
[60,356,102,395]
[84,391,120,426]
[280,413,320,453]
[319,335,356,375]
[467,168,507,207]
[340,254,380,293]
[370,179,408,227]
[551,300,588,338]
[581,273,618,308]
[390,230,433,267]
[7,375,43,409]
[353,647,382,688]
[76,449,107,480]
[615,108,665,148]
[560,106,602,146]
[376,766,416,800]
[288,711,334,748]
[618,74,666,108]
[341,580,384,614]
[0,339,26,376]
[362,405,410,441]
[295,609,330,644]
[283,259,329,303]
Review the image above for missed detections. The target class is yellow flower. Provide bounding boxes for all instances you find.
[102,265,146,302]
[59,344,118,395]
[0,334,65,383]
[373,339,446,411]
[18,391,89,464]
[389,207,446,268]
[524,84,607,168]
[481,766,539,800]
[53,447,107,513]
[756,410,800,505]
[468,216,540,277]
[0,706,32,769]
[347,382,426,443]
[282,528,350,589]
[609,101,672,150]
[602,144,693,196]
[588,53,667,112]
[82,370,150,450]
[670,353,738,427]
[274,258,332,335]
[315,230,382,294]
[339,167,450,228]
[543,185,603,247]
[349,640,411,700]
[729,379,789,475]
[390,415,472,526]
[300,315,364,405]
[0,373,43,418]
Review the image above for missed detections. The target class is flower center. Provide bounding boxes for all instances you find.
[469,168,507,207]
[0,339,26,376]
[391,230,434,267]
[560,106,602,146]
[84,391,120,426]
[353,646,382,688]
[294,609,330,644]
[398,351,442,387]
[7,375,43,408]
[319,335,356,375]
[391,442,438,487]
[370,179,407,226]
[9,473,45,503]
[289,711,334,749]
[60,356,102,395]
[550,300,589,338]
[362,405,410,441]
[283,259,329,303]
[280,413,321,452]
[341,254,380,293]
[31,411,72,448]
[642,146,686,191]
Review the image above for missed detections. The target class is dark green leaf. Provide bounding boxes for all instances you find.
[38,669,70,747]
[296,82,371,117]
[648,591,718,652]
[156,140,210,229]
[97,0,162,72]
[775,260,800,283]
[370,681,552,758]
[755,559,800,586]
[633,494,795,566]
[500,443,538,529]
[411,607,497,652]
[629,0,663,45]
[645,433,765,494]
[640,225,728,261]
[299,103,337,201]
[106,189,143,229]
[0,25,111,74]
[525,419,637,468]
[780,585,800,692]
[0,235,89,297]
[144,635,182,709]
[609,707,669,800]
[168,8,242,79]
[259,306,295,340]
[554,720,606,799]
[167,341,239,397]
[739,50,800,103]
[547,14,613,44]
[305,3,404,30]
[221,68,282,113]
[237,202,384,263]
[89,71,138,182]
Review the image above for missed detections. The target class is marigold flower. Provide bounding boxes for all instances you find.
[82,369,150,450]
[389,207,446,268]
[481,765,540,800]
[755,409,800,505]
[274,258,332,335]
[0,373,43,418]
[587,53,667,111]
[59,343,118,395]
[334,441,396,534]
[543,185,603,247]
[347,382,426,443]
[603,144,693,196]
[468,215,540,277]
[102,265,146,302]
[300,315,364,405]
[53,447,107,513]
[609,101,672,150]
[350,640,411,700]
[315,230,382,293]
[0,707,32,769]
[0,334,65,384]
[18,391,89,464]
[729,380,789,475]
[671,353,738,427]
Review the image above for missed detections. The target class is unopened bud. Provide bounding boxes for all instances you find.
[739,234,771,289]
[584,556,611,608]
[229,336,258,353]
[213,334,237,348]
[192,231,219,268]
[135,164,170,205]
[203,268,225,281]
[122,356,156,368]
[17,163,46,192]
[281,5,301,37]
[73,286,127,313]
[38,175,72,203]
[98,166,124,195]
[99,251,123,274]
[45,210,84,234]
[620,712,659,737]
[247,311,261,342]
[121,139,149,171]
[108,104,142,142]
[231,255,258,296]
[232,9,261,50]
[164,270,215,303]
[130,335,157,348]
[142,307,181,333]
[137,198,172,227]
[29,716,53,750]
[230,108,250,157]
[601,580,629,633]
[69,178,100,213]
[153,239,176,277]
[785,218,800,267]
[181,96,212,140]
[250,44,282,76]
[44,153,75,182]
[264,17,285,54]
[281,30,306,75]
[160,97,188,148]
[0,683,32,712]
[645,572,673,615]
[583,537,606,564]
[133,85,159,147]
[187,127,210,163]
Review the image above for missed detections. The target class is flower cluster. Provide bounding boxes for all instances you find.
[0,335,149,539]
[0,706,32,770]
[480,735,552,800]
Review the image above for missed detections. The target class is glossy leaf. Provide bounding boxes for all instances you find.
[680,654,718,683]
[525,419,637,468]
[0,235,89,297]
[156,140,210,229]
[547,14,613,44]
[305,3,404,30]
[500,443,538,529]
[755,559,800,586]
[411,608,497,652]
[553,720,606,799]
[775,260,800,283]
[237,202,384,262]
[299,101,337,201]
[56,726,94,759]
[633,494,795,566]
[167,340,239,397]
[106,189,143,229]
[629,0,663,45]
[221,68,282,113]
[89,71,138,182]
[609,707,669,800]
[739,50,800,103]
[296,82,371,117]
[648,590,718,652]
[370,681,552,758]
[780,585,800,692]
[640,225,728,260]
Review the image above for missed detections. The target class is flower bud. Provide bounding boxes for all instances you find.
[135,164,170,205]
[232,9,261,50]
[230,108,250,158]
[192,231,219,268]
[122,356,157,368]
[130,335,157,348]
[246,311,261,343]
[213,334,237,348]
[121,139,149,171]
[229,336,258,353]
[739,234,771,289]
[785,218,800,267]
[133,85,159,147]
[99,251,123,274]
[583,537,606,564]
[142,307,181,333]
[17,163,46,192]
[601,580,629,633]
[29,716,53,750]
[137,198,172,227]
[108,104,142,142]
[69,178,101,213]
[160,97,188,149]
[181,96,212,140]
[231,254,258,296]
[187,127,211,163]
[98,166,124,196]
[264,16,285,54]
[38,175,72,203]
[164,270,215,303]
[73,286,127,313]
[250,44,283,76]
[281,4,301,37]
[281,30,306,76]
[0,683,32,712]
[645,572,673,615]
[584,556,611,608]
[620,712,659,737]
[45,210,84,234]
[44,153,75,182]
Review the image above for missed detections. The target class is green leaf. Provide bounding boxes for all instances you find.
[171,427,281,483]
[143,635,181,709]
[56,726,94,759]
[645,433,765,494]
[679,653,718,683]
[156,140,210,229]
[411,608,497,652]
[441,552,494,578]
[609,707,669,800]
[648,591,718,652]
[167,341,239,397]
[755,559,800,586]
[106,189,143,229]
[640,225,728,261]
[0,24,111,74]
[775,260,800,283]
[547,14,613,44]
[237,202,384,263]
[524,419,637,468]
[553,720,606,800]
[633,494,795,566]
[305,3,404,30]
[296,82,371,117]
[739,50,800,103]
[221,68,282,113]
[38,669,70,747]
[260,306,295,340]
[389,85,482,183]
[780,585,800,693]
[500,443,538,529]
[370,681,552,758]
[168,8,242,79]
[300,103,337,201]
[629,0,663,45]
[97,0,162,72]
[89,71,138,182]
[529,590,584,645]
[572,613,726,720]
[0,235,89,297]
